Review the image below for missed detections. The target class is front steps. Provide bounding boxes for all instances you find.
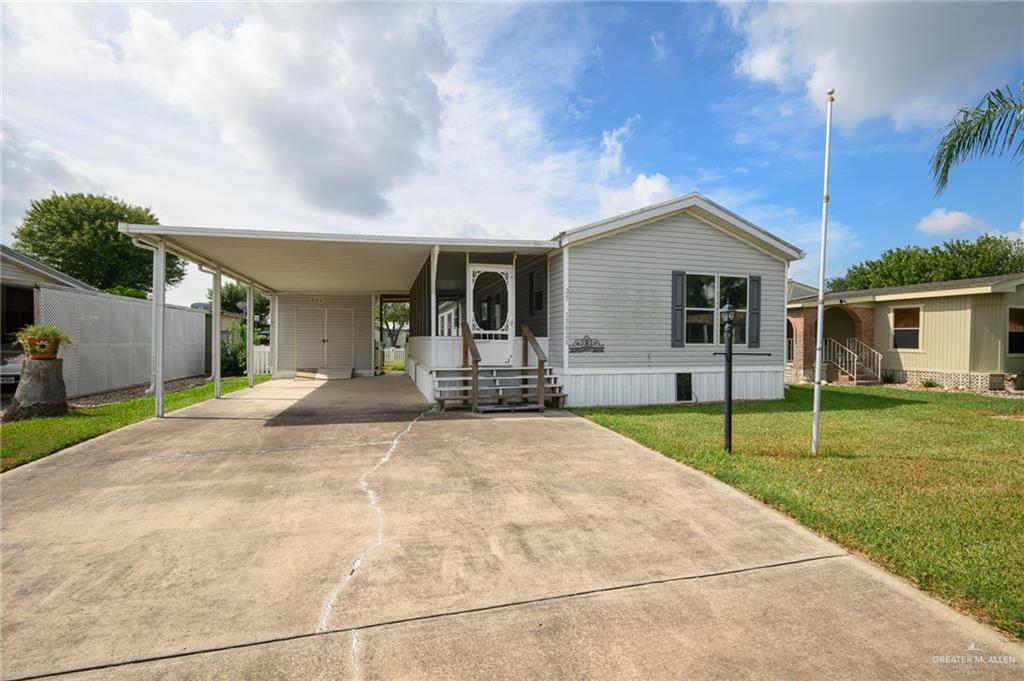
[433,366,566,412]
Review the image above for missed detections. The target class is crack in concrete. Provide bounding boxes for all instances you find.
[350,630,362,681]
[316,409,433,635]
[9,553,849,681]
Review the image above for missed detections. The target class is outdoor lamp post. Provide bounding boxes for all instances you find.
[721,304,736,453]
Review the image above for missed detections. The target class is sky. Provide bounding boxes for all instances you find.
[2,2,1022,305]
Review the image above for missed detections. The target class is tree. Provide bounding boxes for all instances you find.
[13,193,186,290]
[208,282,270,343]
[931,82,1024,194]
[827,235,1024,292]
[375,301,409,346]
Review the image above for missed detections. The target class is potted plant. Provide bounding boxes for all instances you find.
[14,324,72,360]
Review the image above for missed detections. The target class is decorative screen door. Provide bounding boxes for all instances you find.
[466,264,515,365]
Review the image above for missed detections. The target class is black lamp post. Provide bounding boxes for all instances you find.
[721,303,736,453]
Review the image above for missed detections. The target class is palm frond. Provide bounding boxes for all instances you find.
[931,82,1024,194]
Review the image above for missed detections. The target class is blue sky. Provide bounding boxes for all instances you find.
[2,2,1021,304]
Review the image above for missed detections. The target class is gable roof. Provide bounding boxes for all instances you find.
[555,192,805,262]
[0,244,97,291]
[788,272,1024,306]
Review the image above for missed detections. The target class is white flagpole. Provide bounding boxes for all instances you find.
[811,87,836,456]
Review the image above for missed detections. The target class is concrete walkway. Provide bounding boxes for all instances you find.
[1,377,1020,680]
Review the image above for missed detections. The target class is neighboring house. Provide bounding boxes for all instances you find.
[121,193,804,408]
[0,244,209,397]
[2,244,97,389]
[787,279,818,301]
[786,273,1024,390]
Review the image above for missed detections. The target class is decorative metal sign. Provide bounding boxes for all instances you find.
[569,336,605,353]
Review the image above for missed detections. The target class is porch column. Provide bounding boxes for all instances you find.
[271,293,279,378]
[212,268,222,398]
[246,282,255,388]
[151,240,166,417]
[430,245,439,337]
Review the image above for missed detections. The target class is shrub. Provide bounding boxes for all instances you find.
[920,378,941,388]
[882,370,898,384]
[221,321,248,377]
[103,285,148,299]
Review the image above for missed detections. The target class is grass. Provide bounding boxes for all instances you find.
[573,384,1024,639]
[1,375,270,472]
[383,360,405,372]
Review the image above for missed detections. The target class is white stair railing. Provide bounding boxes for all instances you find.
[846,337,881,380]
[824,337,858,380]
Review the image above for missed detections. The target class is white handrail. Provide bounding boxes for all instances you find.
[846,337,881,380]
[824,337,858,380]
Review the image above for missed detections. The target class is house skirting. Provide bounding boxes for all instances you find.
[785,366,1009,391]
[560,367,785,408]
[884,369,1005,391]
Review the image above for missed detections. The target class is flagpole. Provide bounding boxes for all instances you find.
[811,87,835,456]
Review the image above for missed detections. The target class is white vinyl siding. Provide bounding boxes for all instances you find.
[547,250,564,368]
[566,213,786,369]
[274,293,372,376]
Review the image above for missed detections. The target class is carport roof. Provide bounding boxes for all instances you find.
[118,224,556,294]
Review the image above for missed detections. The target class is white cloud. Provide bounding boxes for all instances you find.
[990,220,1024,241]
[116,5,453,217]
[1,127,98,240]
[598,173,674,217]
[916,208,988,235]
[650,31,670,63]
[724,2,1023,128]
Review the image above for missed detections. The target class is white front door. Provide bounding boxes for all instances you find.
[296,307,354,368]
[467,264,515,365]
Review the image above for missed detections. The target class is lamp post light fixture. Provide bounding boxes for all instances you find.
[713,303,770,454]
[721,304,736,453]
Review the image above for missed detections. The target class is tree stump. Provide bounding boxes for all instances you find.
[3,359,68,422]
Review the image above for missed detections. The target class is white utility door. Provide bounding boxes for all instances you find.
[297,307,327,367]
[325,308,355,368]
[466,264,515,365]
[296,307,355,368]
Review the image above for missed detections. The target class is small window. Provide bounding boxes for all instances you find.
[676,373,693,402]
[892,307,920,349]
[685,274,716,344]
[529,270,544,314]
[1009,308,1024,354]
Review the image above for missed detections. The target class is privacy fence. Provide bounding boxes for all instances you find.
[39,285,207,398]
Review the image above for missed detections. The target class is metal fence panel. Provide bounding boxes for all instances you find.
[39,286,208,398]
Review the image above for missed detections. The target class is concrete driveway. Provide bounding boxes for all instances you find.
[1,377,1020,680]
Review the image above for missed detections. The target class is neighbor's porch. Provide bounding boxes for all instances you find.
[787,303,881,384]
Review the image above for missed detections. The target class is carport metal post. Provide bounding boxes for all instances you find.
[152,240,166,417]
[430,245,439,337]
[246,282,255,388]
[212,268,222,398]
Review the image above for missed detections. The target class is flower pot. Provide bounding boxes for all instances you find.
[24,336,61,359]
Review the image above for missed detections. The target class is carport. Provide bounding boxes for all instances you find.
[120,223,553,416]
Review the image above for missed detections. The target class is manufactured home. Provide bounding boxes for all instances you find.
[121,193,804,411]
[787,273,1024,390]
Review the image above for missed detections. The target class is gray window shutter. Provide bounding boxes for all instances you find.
[672,271,685,347]
[748,275,762,348]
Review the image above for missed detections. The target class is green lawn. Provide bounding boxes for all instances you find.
[574,384,1024,639]
[1,375,270,472]
[383,360,405,372]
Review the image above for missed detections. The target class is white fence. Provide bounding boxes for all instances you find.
[252,345,272,374]
[383,347,406,363]
[40,285,207,398]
